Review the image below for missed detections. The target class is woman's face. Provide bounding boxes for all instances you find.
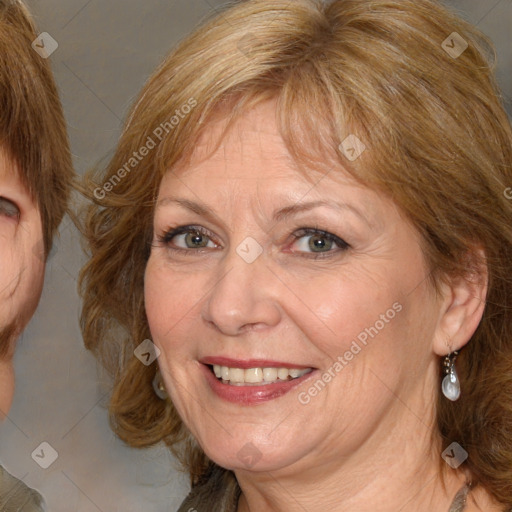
[0,149,45,417]
[145,100,445,474]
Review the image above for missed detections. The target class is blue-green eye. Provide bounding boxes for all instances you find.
[0,197,20,219]
[157,225,350,259]
[158,226,217,250]
[290,228,349,257]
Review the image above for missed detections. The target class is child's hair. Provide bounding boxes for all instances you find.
[0,0,73,256]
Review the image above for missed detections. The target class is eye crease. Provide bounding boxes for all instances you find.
[0,196,20,220]
[156,224,350,259]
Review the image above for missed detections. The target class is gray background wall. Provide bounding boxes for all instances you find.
[0,1,510,511]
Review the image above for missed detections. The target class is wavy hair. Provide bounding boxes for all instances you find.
[78,0,512,505]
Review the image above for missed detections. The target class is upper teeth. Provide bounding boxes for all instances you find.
[212,365,312,385]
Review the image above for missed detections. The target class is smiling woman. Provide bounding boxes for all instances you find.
[79,0,512,511]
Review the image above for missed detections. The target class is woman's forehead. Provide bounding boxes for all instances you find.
[169,100,345,183]
[189,100,284,155]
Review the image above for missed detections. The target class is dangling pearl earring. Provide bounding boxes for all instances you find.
[152,369,168,400]
[442,350,461,401]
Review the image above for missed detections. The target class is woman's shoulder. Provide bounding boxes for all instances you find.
[0,465,46,511]
[176,464,241,512]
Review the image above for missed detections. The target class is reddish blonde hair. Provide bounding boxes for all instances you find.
[79,0,512,505]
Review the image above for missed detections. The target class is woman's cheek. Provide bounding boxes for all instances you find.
[144,260,165,336]
[144,258,186,344]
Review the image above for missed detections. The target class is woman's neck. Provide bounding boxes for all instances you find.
[236,458,467,512]
[233,410,468,512]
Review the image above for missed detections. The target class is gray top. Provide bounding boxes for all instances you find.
[177,465,240,512]
[176,466,512,512]
[0,465,46,512]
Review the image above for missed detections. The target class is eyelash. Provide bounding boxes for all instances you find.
[156,225,350,259]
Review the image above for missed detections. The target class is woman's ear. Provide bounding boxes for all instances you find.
[432,247,488,357]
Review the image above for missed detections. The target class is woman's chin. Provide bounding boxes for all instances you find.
[197,432,309,474]
[207,450,289,473]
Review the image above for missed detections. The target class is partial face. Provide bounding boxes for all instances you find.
[145,100,444,474]
[0,149,45,416]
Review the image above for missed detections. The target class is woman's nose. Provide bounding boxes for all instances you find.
[200,244,282,336]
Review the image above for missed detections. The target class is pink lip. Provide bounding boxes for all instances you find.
[200,356,313,369]
[199,362,318,405]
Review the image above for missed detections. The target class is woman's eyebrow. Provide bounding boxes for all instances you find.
[157,196,221,224]
[157,196,373,227]
[272,200,372,227]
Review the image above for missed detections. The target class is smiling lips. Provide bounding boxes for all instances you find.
[199,357,317,404]
[212,365,312,385]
